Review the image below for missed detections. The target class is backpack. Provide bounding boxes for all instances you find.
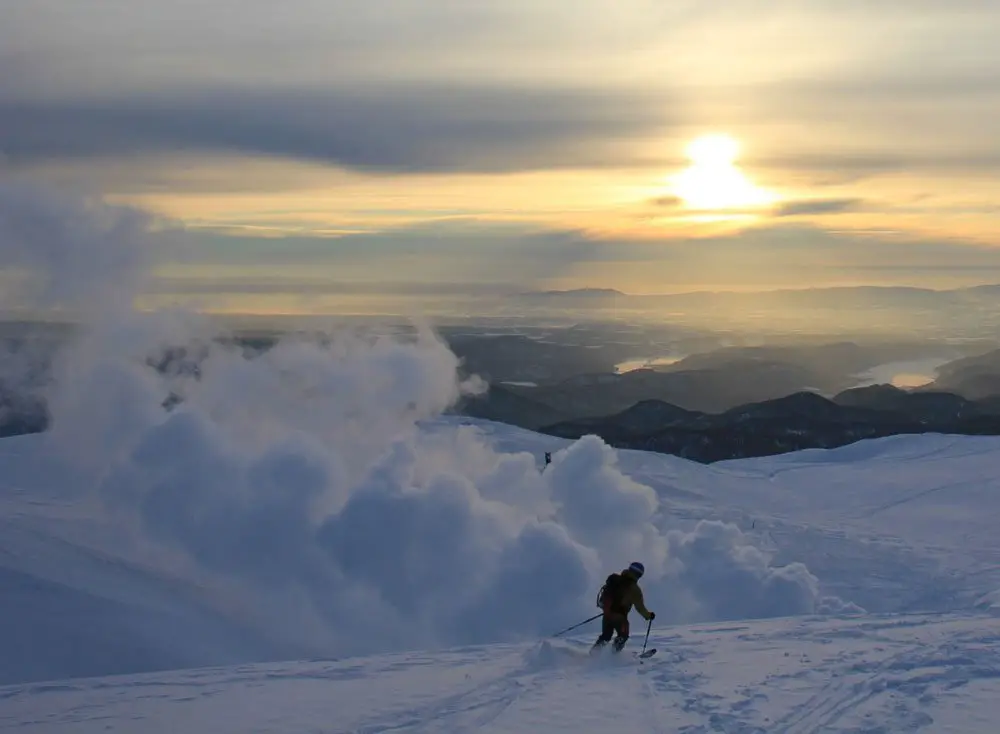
[596,572,628,611]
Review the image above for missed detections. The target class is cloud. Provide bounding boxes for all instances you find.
[542,223,1000,291]
[0,200,850,673]
[0,180,161,316]
[649,196,683,208]
[547,436,666,565]
[654,521,863,622]
[48,322,854,661]
[0,185,859,678]
[149,277,521,298]
[152,221,609,296]
[0,85,674,174]
[5,0,1000,188]
[774,198,866,217]
[133,219,1000,304]
[750,152,1000,181]
[12,181,993,319]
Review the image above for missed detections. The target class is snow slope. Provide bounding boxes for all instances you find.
[8,420,1000,682]
[4,160,1000,732]
[3,612,999,733]
[5,409,1000,731]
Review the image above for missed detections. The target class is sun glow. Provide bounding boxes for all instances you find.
[670,134,775,211]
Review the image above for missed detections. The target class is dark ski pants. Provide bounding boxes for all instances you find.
[595,613,630,650]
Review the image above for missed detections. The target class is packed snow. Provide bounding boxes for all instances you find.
[4,612,999,734]
[2,182,1000,730]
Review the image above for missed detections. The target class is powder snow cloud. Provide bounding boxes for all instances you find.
[2,181,862,667]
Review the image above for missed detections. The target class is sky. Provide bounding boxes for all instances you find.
[3,0,1000,314]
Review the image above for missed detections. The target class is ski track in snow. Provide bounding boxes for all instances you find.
[3,614,1000,733]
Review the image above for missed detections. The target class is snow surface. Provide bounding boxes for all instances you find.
[5,410,1000,731]
[2,182,1000,730]
[3,612,1000,733]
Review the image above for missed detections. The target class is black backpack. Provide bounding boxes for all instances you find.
[596,572,628,611]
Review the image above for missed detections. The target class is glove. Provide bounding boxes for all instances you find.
[649,611,656,621]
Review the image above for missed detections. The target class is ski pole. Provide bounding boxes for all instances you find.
[550,613,602,638]
[641,616,652,655]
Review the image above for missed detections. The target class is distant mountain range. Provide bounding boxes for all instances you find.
[452,342,1000,462]
[518,288,628,299]
[455,340,988,427]
[538,385,1000,463]
[926,347,1000,398]
[518,284,1000,308]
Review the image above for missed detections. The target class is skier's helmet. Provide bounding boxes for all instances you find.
[628,561,645,578]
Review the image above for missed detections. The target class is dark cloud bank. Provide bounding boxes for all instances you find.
[0,85,673,174]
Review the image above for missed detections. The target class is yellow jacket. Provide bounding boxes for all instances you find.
[602,572,653,620]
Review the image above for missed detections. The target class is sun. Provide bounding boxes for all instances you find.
[669,133,775,211]
[686,134,740,169]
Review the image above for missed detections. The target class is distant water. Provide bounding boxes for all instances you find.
[614,355,950,389]
[614,356,685,373]
[852,357,952,389]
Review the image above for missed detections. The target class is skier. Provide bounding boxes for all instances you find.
[592,561,655,653]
